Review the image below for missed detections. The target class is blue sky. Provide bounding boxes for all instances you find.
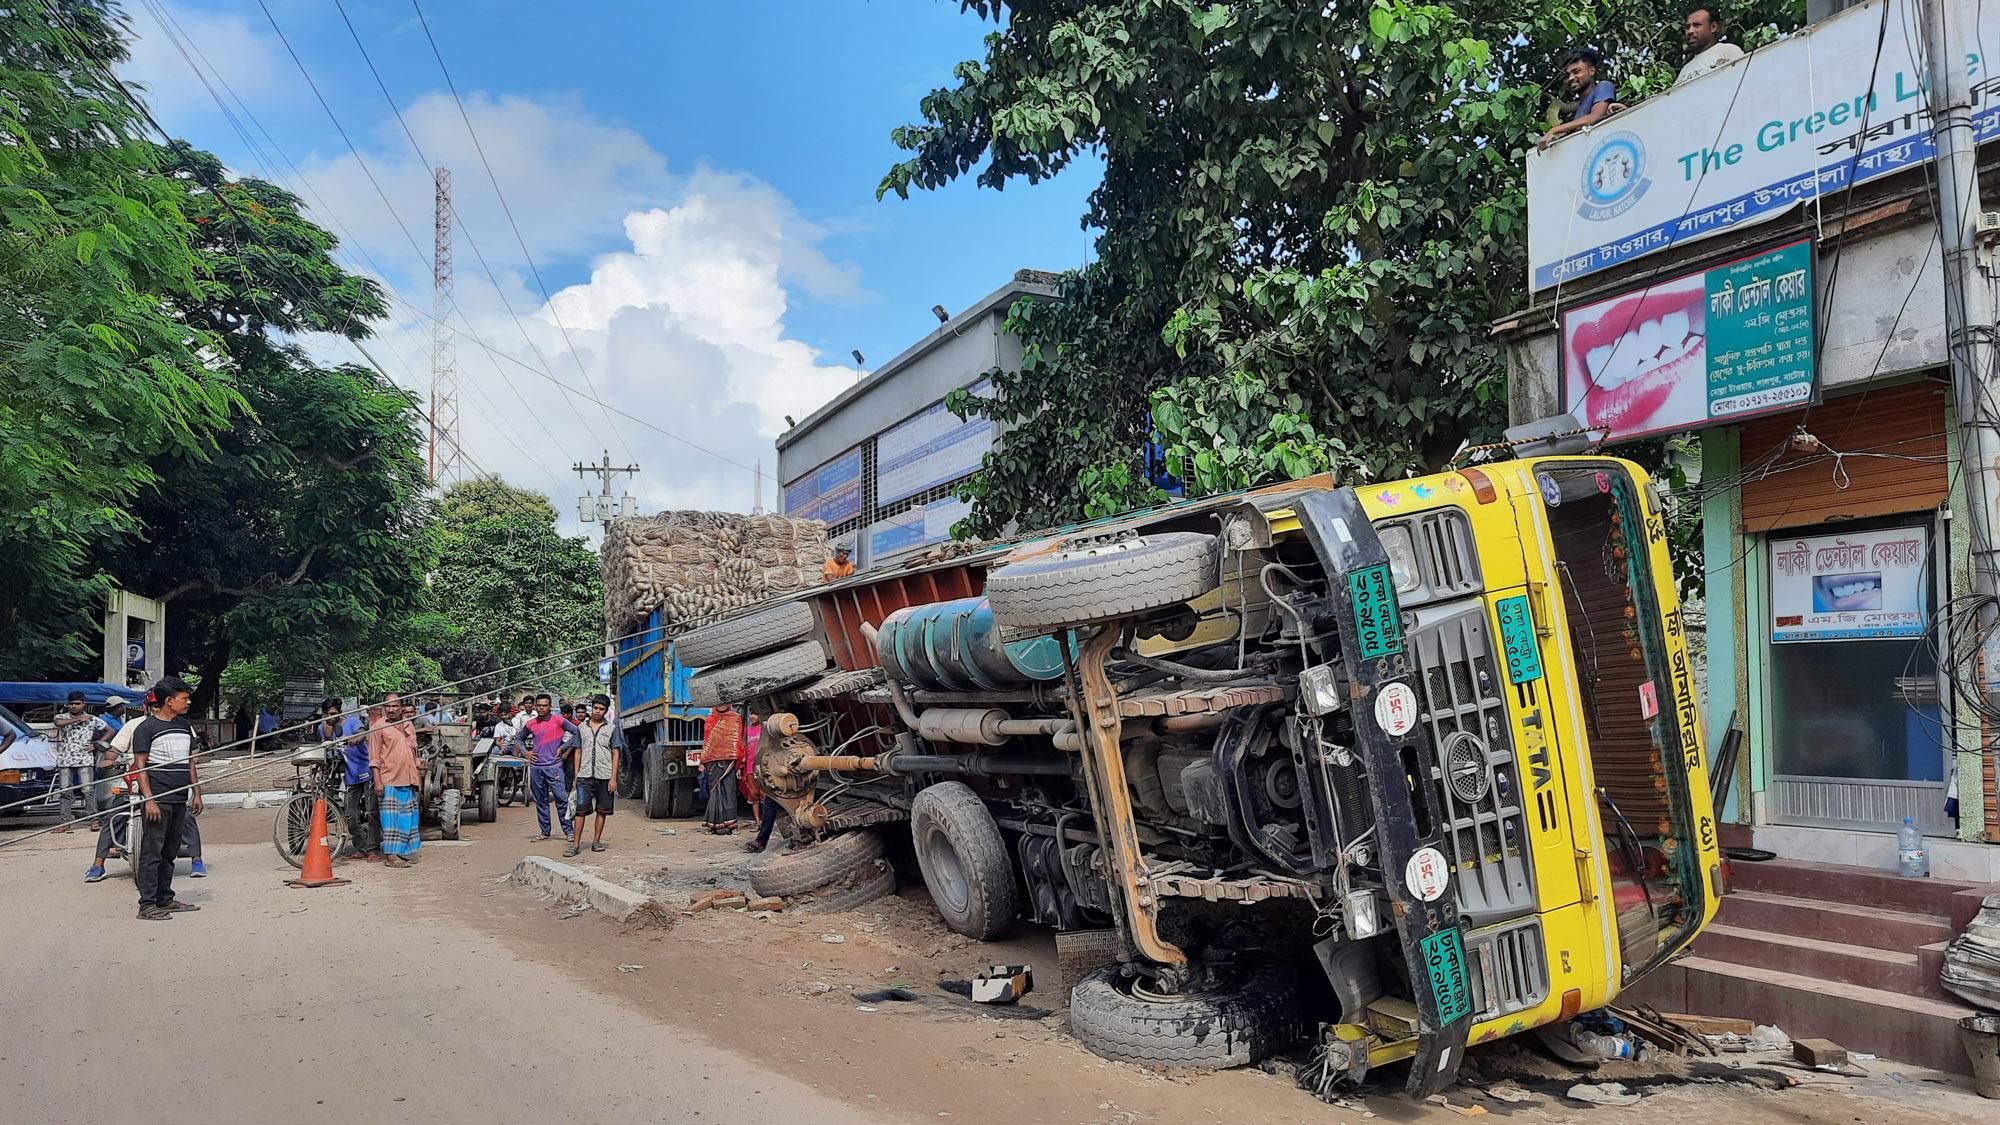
[120,0,1099,517]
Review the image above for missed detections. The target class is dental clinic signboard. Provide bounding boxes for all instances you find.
[1527,0,2000,292]
[1769,524,1929,642]
[1562,239,1814,441]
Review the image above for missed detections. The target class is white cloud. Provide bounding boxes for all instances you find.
[119,3,283,126]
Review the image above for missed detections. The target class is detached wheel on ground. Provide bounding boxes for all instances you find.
[674,599,821,669]
[1068,963,1298,1070]
[748,828,885,898]
[908,781,1016,940]
[986,532,1220,632]
[792,860,896,915]
[686,640,829,708]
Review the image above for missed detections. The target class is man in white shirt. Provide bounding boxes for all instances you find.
[1677,5,1746,85]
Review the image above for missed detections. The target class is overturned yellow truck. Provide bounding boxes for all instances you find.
[672,454,1719,1094]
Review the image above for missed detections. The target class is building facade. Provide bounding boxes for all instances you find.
[775,270,1058,569]
[1498,0,2000,878]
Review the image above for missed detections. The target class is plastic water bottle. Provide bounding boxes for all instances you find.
[1569,1027,1640,1060]
[1897,817,1930,879]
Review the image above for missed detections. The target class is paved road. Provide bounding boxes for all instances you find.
[0,814,869,1125]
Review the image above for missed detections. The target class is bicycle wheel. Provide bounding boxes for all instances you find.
[274,792,350,870]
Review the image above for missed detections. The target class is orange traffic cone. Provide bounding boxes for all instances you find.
[286,796,351,889]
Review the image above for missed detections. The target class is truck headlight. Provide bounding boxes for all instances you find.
[1300,664,1343,715]
[1343,889,1381,939]
[1378,524,1422,595]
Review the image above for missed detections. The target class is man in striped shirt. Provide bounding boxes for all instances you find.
[131,677,202,921]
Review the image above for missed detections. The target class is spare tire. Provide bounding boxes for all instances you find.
[792,861,896,915]
[687,641,828,708]
[748,829,885,898]
[909,781,1016,940]
[1069,962,1298,1070]
[675,600,821,669]
[987,533,1219,632]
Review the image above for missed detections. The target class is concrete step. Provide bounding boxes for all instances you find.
[1692,923,1921,994]
[1623,955,1978,1074]
[1726,857,1986,919]
[1717,889,1954,952]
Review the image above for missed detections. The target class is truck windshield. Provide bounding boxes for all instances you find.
[1540,463,1705,980]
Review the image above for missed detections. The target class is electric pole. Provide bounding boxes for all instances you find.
[574,450,640,523]
[430,167,463,486]
[1923,0,2000,700]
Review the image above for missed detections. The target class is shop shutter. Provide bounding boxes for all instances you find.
[1736,379,1949,533]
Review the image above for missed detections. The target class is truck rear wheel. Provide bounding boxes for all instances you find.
[909,781,1016,940]
[986,532,1220,632]
[642,744,675,819]
[1068,963,1297,1070]
[667,776,698,818]
[674,600,821,668]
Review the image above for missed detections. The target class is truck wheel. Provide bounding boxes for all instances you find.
[748,829,885,898]
[439,789,462,841]
[909,781,1016,940]
[793,861,895,914]
[668,776,698,818]
[687,641,828,708]
[987,532,1219,632]
[642,744,674,819]
[615,756,643,800]
[477,779,498,823]
[675,600,820,668]
[1069,963,1297,1070]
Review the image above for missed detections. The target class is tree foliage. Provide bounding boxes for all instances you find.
[427,477,604,701]
[0,0,241,672]
[886,0,1803,537]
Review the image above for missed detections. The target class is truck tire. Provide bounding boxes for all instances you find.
[642,744,674,819]
[909,781,1016,940]
[477,779,498,823]
[793,861,896,915]
[748,829,885,898]
[1069,962,1297,1070]
[616,755,643,800]
[668,776,698,818]
[675,600,820,669]
[687,641,828,708]
[986,532,1219,632]
[439,789,462,841]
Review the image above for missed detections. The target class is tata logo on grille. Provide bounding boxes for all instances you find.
[1578,132,1651,222]
[1442,731,1491,803]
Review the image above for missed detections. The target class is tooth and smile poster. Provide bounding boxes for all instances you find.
[1769,524,1928,642]
[1561,239,1815,442]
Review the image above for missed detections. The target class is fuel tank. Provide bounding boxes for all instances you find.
[874,596,1069,691]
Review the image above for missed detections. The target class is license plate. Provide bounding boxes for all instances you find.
[1349,564,1403,659]
[1495,594,1543,684]
[1421,928,1472,1025]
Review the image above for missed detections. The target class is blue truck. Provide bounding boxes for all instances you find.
[612,608,710,818]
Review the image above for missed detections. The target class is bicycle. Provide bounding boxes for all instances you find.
[273,742,351,869]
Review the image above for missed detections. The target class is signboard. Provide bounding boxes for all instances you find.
[782,447,864,524]
[1527,0,2000,291]
[864,496,971,560]
[1563,239,1814,442]
[877,382,995,504]
[1770,524,1928,642]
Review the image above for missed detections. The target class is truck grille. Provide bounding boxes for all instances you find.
[1410,603,1535,924]
[1415,510,1480,596]
[1469,918,1548,1019]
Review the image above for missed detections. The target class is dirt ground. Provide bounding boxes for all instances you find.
[2,800,1990,1125]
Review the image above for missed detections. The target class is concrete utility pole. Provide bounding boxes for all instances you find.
[1923,0,2000,689]
[574,450,640,523]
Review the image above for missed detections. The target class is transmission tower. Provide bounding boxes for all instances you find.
[430,166,463,485]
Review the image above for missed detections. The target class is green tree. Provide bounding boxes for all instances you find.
[428,477,603,700]
[885,0,1801,537]
[0,0,241,672]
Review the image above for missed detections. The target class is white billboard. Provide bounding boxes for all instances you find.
[1769,524,1929,642]
[1527,0,2000,292]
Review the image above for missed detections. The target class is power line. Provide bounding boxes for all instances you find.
[405,0,641,469]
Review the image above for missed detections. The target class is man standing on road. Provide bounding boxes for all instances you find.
[131,677,202,921]
[564,695,623,857]
[52,690,107,829]
[371,697,422,868]
[331,698,377,861]
[517,693,577,842]
[92,697,129,824]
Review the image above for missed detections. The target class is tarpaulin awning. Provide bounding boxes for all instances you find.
[0,682,140,706]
